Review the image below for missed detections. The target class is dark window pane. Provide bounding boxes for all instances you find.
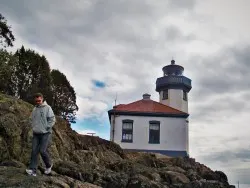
[183,91,187,101]
[162,90,168,100]
[149,123,160,143]
[122,121,133,142]
[123,122,133,129]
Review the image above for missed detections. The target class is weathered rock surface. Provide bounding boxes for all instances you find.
[0,165,101,188]
[0,93,235,188]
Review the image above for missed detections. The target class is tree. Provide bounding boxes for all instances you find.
[0,46,78,124]
[51,69,78,123]
[0,49,16,93]
[9,46,52,104]
[0,13,15,48]
[0,48,12,78]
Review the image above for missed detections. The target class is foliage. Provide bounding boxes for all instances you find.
[0,49,16,94]
[51,69,79,123]
[8,46,52,104]
[0,13,15,47]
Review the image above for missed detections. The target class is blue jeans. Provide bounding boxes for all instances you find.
[29,132,52,172]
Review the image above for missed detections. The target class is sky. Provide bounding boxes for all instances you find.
[1,0,250,185]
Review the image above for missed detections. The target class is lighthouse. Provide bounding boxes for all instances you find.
[108,59,192,157]
[155,59,192,113]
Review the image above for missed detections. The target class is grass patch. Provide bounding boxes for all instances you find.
[0,93,11,103]
[0,93,33,110]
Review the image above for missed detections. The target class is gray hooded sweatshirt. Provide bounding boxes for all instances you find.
[30,101,56,134]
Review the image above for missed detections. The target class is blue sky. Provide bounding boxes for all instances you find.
[72,88,112,140]
[2,0,250,184]
[72,95,113,140]
[72,116,110,140]
[92,80,106,89]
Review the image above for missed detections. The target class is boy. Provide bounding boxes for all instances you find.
[26,93,56,176]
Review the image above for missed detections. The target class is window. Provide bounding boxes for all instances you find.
[183,90,187,101]
[162,90,168,100]
[149,121,160,144]
[122,119,133,142]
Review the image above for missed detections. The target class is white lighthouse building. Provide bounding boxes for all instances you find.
[108,60,192,157]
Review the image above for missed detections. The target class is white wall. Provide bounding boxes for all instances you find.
[159,89,188,113]
[110,115,188,152]
[186,119,189,155]
[110,118,114,141]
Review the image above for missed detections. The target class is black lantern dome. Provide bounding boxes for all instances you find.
[162,60,184,76]
[156,59,192,92]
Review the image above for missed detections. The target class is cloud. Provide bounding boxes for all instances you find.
[76,128,109,140]
[191,46,250,96]
[202,149,250,164]
[77,129,98,136]
[76,96,108,119]
[196,148,250,184]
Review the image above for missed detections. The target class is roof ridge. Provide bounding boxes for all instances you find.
[150,99,187,114]
[112,98,188,115]
[120,99,144,106]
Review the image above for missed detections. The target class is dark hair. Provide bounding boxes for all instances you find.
[34,93,43,98]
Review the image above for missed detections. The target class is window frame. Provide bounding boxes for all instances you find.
[121,119,133,143]
[148,120,160,144]
[183,90,188,101]
[162,90,168,100]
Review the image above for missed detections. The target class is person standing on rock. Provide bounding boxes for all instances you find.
[26,93,56,176]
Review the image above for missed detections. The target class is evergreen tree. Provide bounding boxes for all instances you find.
[10,46,52,104]
[51,69,78,123]
[0,49,16,94]
[0,13,15,47]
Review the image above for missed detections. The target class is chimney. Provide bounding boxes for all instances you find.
[143,93,151,100]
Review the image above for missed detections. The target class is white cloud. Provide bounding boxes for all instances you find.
[76,95,108,119]
[77,129,98,136]
[76,129,109,140]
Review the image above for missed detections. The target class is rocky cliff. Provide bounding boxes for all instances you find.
[0,93,235,188]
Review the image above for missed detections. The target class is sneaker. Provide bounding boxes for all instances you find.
[44,164,53,175]
[26,169,37,176]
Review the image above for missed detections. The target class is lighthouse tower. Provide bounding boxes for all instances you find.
[155,59,192,113]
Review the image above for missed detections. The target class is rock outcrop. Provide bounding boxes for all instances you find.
[0,93,235,188]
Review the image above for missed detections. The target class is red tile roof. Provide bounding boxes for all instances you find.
[112,99,187,115]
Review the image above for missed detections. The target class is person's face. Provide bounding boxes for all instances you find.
[35,96,43,105]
